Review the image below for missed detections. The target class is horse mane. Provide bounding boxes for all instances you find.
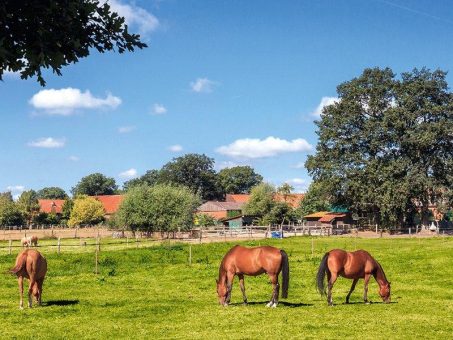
[376,261,388,283]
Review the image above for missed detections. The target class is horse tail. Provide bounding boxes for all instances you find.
[316,252,330,296]
[10,252,27,274]
[280,249,289,299]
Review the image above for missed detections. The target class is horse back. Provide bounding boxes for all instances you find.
[227,245,282,276]
[331,249,377,278]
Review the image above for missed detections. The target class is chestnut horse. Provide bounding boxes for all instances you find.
[316,249,391,306]
[216,245,289,307]
[10,249,47,309]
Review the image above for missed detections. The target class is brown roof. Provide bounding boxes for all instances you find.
[225,194,250,203]
[38,199,65,214]
[319,213,347,223]
[93,195,124,214]
[274,193,305,208]
[197,201,244,212]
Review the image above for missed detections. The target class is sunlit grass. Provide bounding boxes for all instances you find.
[0,237,452,339]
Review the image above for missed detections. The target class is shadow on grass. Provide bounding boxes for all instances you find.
[44,299,79,307]
[339,301,398,305]
[229,301,313,307]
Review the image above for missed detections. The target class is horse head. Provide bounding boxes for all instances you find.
[216,279,227,305]
[379,281,391,303]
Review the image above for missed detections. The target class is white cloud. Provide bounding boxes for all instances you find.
[152,103,167,115]
[293,162,305,169]
[108,0,159,36]
[284,178,310,193]
[216,136,312,159]
[6,185,25,200]
[190,78,218,93]
[68,155,80,162]
[119,168,138,179]
[168,144,183,152]
[118,126,136,133]
[29,88,121,115]
[311,96,339,118]
[28,137,65,148]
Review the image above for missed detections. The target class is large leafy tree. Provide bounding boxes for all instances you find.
[297,181,331,217]
[37,187,68,199]
[0,195,23,226]
[72,173,118,196]
[159,154,222,201]
[217,166,263,194]
[68,196,105,226]
[17,190,40,227]
[117,184,200,233]
[0,0,146,86]
[123,169,160,191]
[243,183,276,224]
[306,67,453,228]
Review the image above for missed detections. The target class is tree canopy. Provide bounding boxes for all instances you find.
[72,173,118,196]
[297,181,331,217]
[68,196,105,227]
[306,67,453,227]
[217,166,263,194]
[36,187,68,199]
[0,0,146,86]
[159,154,222,201]
[0,195,23,226]
[117,184,200,233]
[17,190,40,227]
[123,170,160,191]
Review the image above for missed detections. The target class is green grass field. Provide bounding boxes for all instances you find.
[0,236,452,339]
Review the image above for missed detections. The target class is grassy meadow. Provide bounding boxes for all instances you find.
[0,236,452,339]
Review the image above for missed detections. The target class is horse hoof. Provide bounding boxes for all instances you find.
[271,303,278,308]
[266,302,272,307]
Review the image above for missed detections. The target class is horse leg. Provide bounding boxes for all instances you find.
[28,278,36,308]
[266,274,279,308]
[238,274,247,305]
[37,279,44,306]
[363,274,371,304]
[346,278,359,304]
[327,272,338,306]
[225,272,235,306]
[18,276,24,309]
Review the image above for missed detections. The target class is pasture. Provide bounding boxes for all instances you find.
[0,236,452,339]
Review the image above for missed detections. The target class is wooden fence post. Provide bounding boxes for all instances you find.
[126,236,129,246]
[311,238,314,258]
[199,228,202,244]
[95,247,99,275]
[9,240,12,255]
[189,245,192,266]
[57,237,61,255]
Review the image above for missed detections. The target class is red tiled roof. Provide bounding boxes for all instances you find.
[274,193,305,208]
[225,194,250,203]
[38,199,65,214]
[197,201,244,212]
[93,195,124,214]
[319,213,347,223]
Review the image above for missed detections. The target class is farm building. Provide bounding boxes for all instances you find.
[38,199,65,214]
[196,201,244,220]
[304,211,352,228]
[220,215,255,228]
[225,193,305,208]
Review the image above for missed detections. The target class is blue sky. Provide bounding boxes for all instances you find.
[2,0,453,198]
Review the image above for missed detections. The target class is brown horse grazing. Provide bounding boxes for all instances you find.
[216,245,289,307]
[316,249,391,306]
[10,249,47,309]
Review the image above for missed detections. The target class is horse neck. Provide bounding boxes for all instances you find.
[218,264,227,284]
[374,261,389,286]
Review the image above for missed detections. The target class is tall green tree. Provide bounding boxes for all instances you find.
[0,0,146,86]
[306,67,453,228]
[72,173,118,196]
[17,190,40,228]
[123,170,160,191]
[117,184,200,233]
[68,196,105,227]
[217,166,263,194]
[159,154,222,201]
[0,195,23,226]
[243,183,276,224]
[297,181,331,217]
[37,187,68,199]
